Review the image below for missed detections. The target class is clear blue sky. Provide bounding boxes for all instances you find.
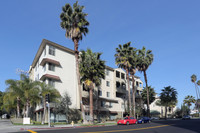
[0,0,200,108]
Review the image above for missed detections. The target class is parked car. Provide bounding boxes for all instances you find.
[151,117,160,120]
[117,116,137,125]
[182,115,191,120]
[137,117,151,124]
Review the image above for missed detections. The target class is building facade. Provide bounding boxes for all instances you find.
[29,39,143,122]
[150,95,176,118]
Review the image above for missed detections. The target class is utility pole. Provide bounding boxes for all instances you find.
[45,94,50,127]
[48,102,50,127]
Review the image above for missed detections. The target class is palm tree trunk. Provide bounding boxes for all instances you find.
[194,84,199,110]
[26,99,30,117]
[23,106,26,117]
[73,38,86,123]
[165,106,167,120]
[131,74,136,118]
[42,98,46,124]
[89,84,94,124]
[143,70,150,117]
[126,68,132,116]
[17,97,20,118]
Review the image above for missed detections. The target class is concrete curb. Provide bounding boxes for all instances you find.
[20,124,114,131]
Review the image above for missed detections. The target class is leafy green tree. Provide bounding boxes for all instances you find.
[60,1,89,123]
[35,82,61,124]
[115,42,134,116]
[79,49,105,123]
[160,86,177,119]
[141,86,156,105]
[0,91,4,116]
[183,95,196,110]
[137,47,153,117]
[53,92,72,123]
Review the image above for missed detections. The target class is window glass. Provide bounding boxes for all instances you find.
[106,81,110,87]
[49,46,55,56]
[116,71,120,78]
[121,73,125,79]
[98,90,102,96]
[101,101,105,107]
[48,63,55,71]
[48,79,55,87]
[44,48,46,56]
[109,102,112,108]
[106,70,109,76]
[107,92,110,97]
[43,64,46,72]
[136,81,139,86]
[116,81,120,88]
[122,83,126,90]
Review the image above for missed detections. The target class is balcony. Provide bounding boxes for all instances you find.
[82,90,98,99]
[116,87,126,94]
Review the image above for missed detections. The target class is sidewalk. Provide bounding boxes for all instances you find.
[0,120,116,133]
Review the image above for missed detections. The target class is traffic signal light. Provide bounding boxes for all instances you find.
[45,94,50,103]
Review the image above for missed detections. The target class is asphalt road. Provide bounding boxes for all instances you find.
[10,119,200,133]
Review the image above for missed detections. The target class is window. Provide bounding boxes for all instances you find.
[98,90,102,96]
[37,74,39,80]
[122,82,126,90]
[116,81,120,88]
[83,84,88,91]
[49,46,55,56]
[121,103,124,109]
[136,81,139,86]
[121,73,125,79]
[116,71,120,78]
[35,65,37,72]
[139,83,142,87]
[106,81,110,87]
[109,102,112,108]
[48,63,55,71]
[37,62,39,68]
[43,64,46,72]
[48,79,55,87]
[44,48,46,56]
[136,90,139,95]
[106,70,109,76]
[101,101,105,107]
[107,92,110,97]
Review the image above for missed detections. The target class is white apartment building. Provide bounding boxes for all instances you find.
[150,95,176,118]
[29,39,143,122]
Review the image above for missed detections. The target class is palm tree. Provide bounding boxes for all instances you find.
[160,86,177,119]
[5,79,23,118]
[2,92,16,115]
[191,75,199,101]
[20,74,41,117]
[129,48,138,118]
[79,49,105,124]
[137,46,153,117]
[141,86,156,105]
[184,95,196,110]
[115,42,134,116]
[36,82,61,124]
[197,80,200,100]
[60,1,89,122]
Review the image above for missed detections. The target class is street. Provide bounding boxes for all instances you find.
[9,119,200,133]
